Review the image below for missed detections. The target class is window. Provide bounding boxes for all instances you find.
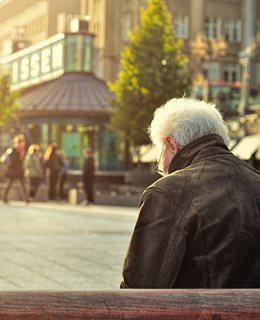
[204,17,221,40]
[12,26,26,40]
[223,63,241,83]
[203,61,220,80]
[174,16,189,39]
[65,35,83,71]
[257,19,260,41]
[256,62,260,84]
[2,39,12,56]
[224,19,241,43]
[121,11,132,42]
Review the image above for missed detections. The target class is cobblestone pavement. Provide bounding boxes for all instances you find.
[0,201,138,290]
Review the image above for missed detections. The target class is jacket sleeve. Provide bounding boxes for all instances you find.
[121,187,186,288]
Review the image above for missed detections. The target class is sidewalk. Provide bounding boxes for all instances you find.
[0,181,143,207]
[0,201,137,290]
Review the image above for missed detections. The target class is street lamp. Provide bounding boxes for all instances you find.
[238,49,250,115]
[238,0,252,116]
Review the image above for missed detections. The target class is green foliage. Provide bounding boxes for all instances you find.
[108,0,191,147]
[0,75,19,126]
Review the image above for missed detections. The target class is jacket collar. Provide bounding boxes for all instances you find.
[168,134,230,173]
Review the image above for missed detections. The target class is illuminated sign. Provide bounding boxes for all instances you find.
[0,33,93,90]
[0,34,65,90]
[11,43,64,85]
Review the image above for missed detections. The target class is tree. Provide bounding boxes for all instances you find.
[108,0,191,150]
[0,75,19,126]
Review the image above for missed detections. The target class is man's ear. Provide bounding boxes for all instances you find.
[165,136,179,153]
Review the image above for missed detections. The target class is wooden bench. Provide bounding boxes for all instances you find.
[0,289,259,319]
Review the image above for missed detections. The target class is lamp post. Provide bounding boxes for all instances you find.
[238,0,252,116]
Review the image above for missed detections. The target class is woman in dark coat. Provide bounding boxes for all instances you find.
[43,143,63,200]
[3,134,29,203]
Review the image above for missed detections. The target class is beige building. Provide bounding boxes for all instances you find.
[81,0,260,108]
[0,0,81,57]
[80,0,147,81]
[1,0,259,87]
[0,0,260,107]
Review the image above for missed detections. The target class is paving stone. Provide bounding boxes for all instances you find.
[0,201,137,290]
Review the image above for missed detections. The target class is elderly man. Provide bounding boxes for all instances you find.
[121,97,260,288]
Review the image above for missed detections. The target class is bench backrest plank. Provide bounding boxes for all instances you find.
[0,289,259,319]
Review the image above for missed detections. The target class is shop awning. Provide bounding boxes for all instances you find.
[231,134,260,160]
[17,72,114,117]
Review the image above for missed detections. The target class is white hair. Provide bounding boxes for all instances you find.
[149,97,230,148]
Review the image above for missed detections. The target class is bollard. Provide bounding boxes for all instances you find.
[68,188,78,205]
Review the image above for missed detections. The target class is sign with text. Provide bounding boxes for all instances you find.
[0,34,65,90]
[12,42,64,84]
[0,33,93,90]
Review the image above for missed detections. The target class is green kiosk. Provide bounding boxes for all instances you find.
[0,32,122,173]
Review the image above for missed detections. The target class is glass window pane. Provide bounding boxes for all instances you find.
[65,35,83,71]
[83,35,93,71]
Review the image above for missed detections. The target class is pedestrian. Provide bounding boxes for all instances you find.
[82,147,95,205]
[43,143,63,200]
[57,149,69,200]
[24,144,44,200]
[121,97,260,289]
[2,134,29,204]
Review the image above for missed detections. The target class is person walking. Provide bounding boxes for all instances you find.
[2,134,29,203]
[82,147,95,205]
[121,97,260,289]
[24,144,44,200]
[57,149,69,200]
[43,143,63,200]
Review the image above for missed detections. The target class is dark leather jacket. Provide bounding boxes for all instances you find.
[121,134,260,288]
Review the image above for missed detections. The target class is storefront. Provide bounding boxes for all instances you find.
[0,32,122,171]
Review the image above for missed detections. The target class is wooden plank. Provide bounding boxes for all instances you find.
[0,289,259,319]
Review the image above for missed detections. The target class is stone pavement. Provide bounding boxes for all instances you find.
[0,201,138,290]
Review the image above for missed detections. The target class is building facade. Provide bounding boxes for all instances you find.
[0,0,82,56]
[81,0,260,110]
